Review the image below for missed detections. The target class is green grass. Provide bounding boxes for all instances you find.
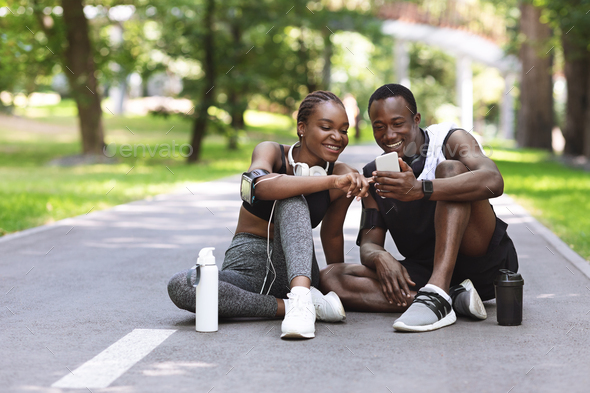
[494,149,590,260]
[0,103,296,235]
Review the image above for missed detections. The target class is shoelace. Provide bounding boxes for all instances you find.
[287,292,314,318]
[413,290,451,319]
[449,284,466,303]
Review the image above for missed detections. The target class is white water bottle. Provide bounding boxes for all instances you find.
[194,247,218,332]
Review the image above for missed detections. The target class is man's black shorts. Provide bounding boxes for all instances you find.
[399,217,518,301]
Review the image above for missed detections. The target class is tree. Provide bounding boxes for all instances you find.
[24,0,106,155]
[534,0,590,157]
[561,32,588,156]
[188,0,216,162]
[61,0,105,155]
[516,2,553,150]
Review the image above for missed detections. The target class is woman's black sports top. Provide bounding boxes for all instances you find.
[241,144,335,229]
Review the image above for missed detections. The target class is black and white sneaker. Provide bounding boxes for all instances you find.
[449,279,487,320]
[392,287,456,332]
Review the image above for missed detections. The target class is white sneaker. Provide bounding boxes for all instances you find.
[281,287,316,339]
[310,287,346,322]
[392,287,456,332]
[449,279,487,320]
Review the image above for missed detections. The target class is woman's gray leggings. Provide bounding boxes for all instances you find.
[167,196,320,318]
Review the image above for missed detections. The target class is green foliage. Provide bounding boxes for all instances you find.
[535,0,590,53]
[329,29,393,126]
[135,0,381,149]
[408,43,456,126]
[0,1,57,95]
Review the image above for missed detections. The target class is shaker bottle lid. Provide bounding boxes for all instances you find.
[494,269,524,286]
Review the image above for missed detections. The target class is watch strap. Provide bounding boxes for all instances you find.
[422,180,433,200]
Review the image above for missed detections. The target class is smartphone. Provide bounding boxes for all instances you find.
[375,151,400,172]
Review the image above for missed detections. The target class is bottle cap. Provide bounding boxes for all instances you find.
[494,269,524,287]
[197,247,216,266]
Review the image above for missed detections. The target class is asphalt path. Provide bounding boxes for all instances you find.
[1,144,589,393]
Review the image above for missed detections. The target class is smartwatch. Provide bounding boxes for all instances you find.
[422,180,433,200]
[240,169,270,205]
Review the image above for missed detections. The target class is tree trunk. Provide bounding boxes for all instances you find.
[584,70,590,157]
[322,30,332,91]
[188,0,216,163]
[562,34,589,156]
[226,19,242,150]
[299,33,317,94]
[228,92,245,151]
[228,90,240,150]
[62,0,105,155]
[516,3,553,150]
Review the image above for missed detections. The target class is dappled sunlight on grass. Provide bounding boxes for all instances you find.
[13,98,78,118]
[493,148,590,260]
[489,148,551,163]
[245,109,294,131]
[0,112,260,234]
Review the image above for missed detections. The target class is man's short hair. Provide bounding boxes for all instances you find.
[368,84,417,117]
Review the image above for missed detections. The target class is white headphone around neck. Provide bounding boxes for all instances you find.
[288,142,329,177]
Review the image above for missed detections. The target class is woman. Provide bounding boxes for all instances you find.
[168,91,369,339]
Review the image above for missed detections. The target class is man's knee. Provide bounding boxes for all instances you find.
[319,263,348,293]
[319,263,376,293]
[435,160,468,179]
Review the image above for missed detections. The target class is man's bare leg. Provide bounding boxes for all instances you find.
[391,161,497,330]
[319,264,415,312]
[427,160,496,293]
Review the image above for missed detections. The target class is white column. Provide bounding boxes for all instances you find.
[456,56,473,132]
[395,40,410,88]
[501,72,516,140]
[108,24,126,115]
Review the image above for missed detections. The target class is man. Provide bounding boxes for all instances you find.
[320,84,518,332]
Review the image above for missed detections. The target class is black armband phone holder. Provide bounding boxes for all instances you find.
[360,208,386,230]
[240,169,270,205]
[356,208,387,246]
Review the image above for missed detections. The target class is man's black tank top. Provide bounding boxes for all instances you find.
[362,129,436,260]
[241,144,335,229]
[363,159,436,260]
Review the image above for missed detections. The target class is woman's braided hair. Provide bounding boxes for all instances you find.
[296,91,345,129]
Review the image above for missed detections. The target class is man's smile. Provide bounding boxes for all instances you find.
[385,140,402,149]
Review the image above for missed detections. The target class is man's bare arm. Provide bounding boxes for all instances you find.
[359,193,414,305]
[373,130,504,202]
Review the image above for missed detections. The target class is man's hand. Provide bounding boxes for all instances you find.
[373,252,415,306]
[372,159,422,201]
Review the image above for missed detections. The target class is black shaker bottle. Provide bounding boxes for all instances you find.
[494,269,524,326]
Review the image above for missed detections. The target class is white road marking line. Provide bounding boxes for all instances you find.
[52,329,176,389]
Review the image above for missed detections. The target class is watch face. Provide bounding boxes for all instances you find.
[241,176,252,202]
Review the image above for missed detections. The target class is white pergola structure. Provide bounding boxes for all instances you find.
[382,20,520,139]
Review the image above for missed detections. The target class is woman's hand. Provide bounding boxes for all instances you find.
[333,172,371,200]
